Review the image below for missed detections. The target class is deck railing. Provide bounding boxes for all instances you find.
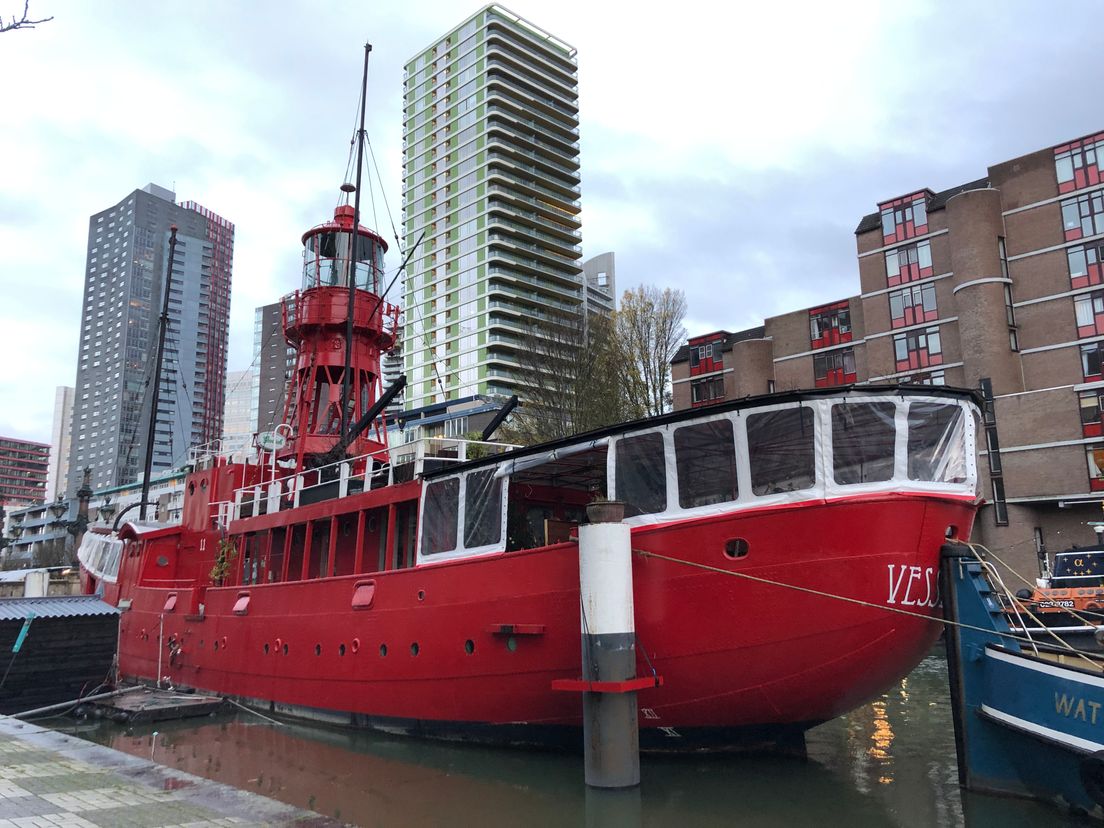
[210,436,518,529]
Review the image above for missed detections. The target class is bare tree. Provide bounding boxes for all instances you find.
[617,285,687,417]
[504,310,636,445]
[1,1,52,33]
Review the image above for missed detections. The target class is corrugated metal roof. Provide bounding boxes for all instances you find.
[0,569,48,583]
[0,596,120,621]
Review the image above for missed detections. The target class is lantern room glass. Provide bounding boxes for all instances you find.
[302,231,385,292]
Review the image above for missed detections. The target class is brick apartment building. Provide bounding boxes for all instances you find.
[672,129,1104,575]
[0,436,50,508]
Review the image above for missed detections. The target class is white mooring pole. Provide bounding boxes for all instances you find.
[578,501,640,788]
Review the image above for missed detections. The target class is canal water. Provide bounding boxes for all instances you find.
[52,649,1082,827]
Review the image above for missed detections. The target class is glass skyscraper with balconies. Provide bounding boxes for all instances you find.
[401,5,583,409]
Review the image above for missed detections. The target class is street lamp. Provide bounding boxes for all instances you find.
[98,499,116,524]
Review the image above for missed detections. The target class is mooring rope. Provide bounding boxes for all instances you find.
[631,548,1104,661]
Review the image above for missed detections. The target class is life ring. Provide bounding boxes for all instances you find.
[1079,750,1104,806]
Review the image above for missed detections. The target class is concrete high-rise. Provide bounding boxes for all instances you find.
[401,5,583,409]
[67,184,234,493]
[221,369,254,461]
[581,251,616,318]
[46,385,73,500]
[252,301,293,436]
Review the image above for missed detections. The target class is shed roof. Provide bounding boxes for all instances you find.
[0,596,120,621]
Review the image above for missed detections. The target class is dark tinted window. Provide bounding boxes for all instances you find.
[616,433,667,516]
[675,420,738,509]
[832,402,896,485]
[464,469,503,548]
[421,478,459,555]
[747,408,815,495]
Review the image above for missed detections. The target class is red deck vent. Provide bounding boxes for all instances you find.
[163,593,177,613]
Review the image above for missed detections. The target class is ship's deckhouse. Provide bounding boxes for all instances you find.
[414,387,977,565]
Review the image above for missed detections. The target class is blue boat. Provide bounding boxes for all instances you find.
[942,542,1104,817]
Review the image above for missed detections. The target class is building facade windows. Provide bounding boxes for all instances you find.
[1056,133,1104,194]
[1081,342,1104,381]
[1079,389,1104,438]
[893,326,942,372]
[1087,444,1104,492]
[896,369,945,386]
[688,338,724,375]
[1061,190,1104,242]
[1075,291,1104,338]
[1069,242,1104,289]
[879,193,930,244]
[884,240,933,286]
[813,348,856,388]
[690,376,725,407]
[809,302,851,348]
[888,282,937,328]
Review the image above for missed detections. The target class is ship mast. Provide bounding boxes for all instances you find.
[340,42,373,445]
[140,225,178,521]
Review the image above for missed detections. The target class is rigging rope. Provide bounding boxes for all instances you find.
[631,548,1104,664]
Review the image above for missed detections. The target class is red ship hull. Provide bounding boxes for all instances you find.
[104,492,972,751]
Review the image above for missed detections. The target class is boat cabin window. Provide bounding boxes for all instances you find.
[746,407,816,495]
[505,444,608,550]
[464,469,503,548]
[674,419,738,508]
[421,478,460,555]
[616,432,667,517]
[832,402,896,485]
[907,402,967,483]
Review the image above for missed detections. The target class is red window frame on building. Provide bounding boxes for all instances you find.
[1056,133,1104,194]
[1087,444,1104,491]
[1082,343,1104,381]
[1075,291,1104,338]
[879,192,932,245]
[808,301,852,349]
[813,348,856,388]
[690,376,725,407]
[1069,242,1104,289]
[1061,190,1104,242]
[688,336,724,376]
[1080,390,1104,438]
[888,282,938,328]
[893,326,943,373]
[884,240,933,286]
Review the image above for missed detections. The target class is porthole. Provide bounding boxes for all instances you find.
[417,589,425,601]
[506,636,517,652]
[282,643,289,656]
[263,643,270,655]
[379,644,387,657]
[213,640,220,651]
[464,640,474,655]
[411,642,420,656]
[314,644,322,656]
[724,538,750,560]
[339,644,346,657]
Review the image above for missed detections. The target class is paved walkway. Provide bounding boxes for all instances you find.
[0,716,335,827]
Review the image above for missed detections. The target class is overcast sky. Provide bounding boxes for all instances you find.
[0,0,1100,444]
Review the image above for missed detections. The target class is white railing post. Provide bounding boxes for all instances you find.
[293,475,302,508]
[339,461,350,498]
[233,489,243,521]
[267,481,281,514]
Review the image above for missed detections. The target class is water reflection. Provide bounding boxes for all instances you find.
[54,650,1078,827]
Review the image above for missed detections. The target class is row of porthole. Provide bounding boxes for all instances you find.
[252,637,520,657]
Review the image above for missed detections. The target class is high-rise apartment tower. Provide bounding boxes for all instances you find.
[67,184,234,493]
[401,5,583,409]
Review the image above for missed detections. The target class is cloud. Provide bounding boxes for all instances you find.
[0,0,1101,445]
